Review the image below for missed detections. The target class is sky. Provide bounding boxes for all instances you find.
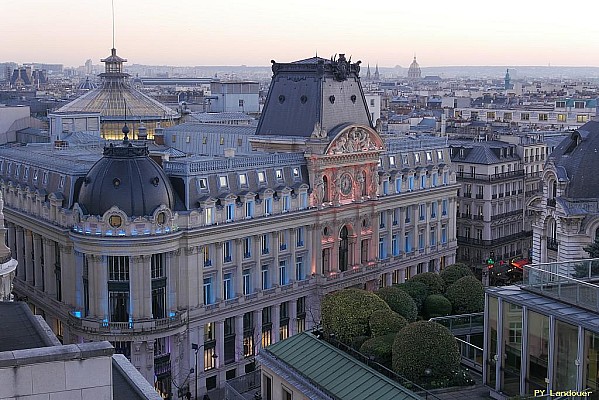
[3,0,599,68]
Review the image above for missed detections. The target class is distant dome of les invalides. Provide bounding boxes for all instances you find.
[407,56,421,80]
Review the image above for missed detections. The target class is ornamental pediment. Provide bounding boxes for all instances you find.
[325,124,384,155]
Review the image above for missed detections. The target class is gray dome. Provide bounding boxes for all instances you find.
[550,121,599,199]
[78,141,175,217]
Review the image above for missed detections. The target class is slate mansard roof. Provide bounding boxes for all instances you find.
[256,54,372,137]
[549,121,599,200]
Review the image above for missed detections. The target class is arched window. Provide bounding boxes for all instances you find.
[552,181,557,199]
[361,171,367,196]
[339,226,349,272]
[322,176,329,202]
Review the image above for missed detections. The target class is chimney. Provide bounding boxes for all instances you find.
[138,123,148,141]
[154,124,164,145]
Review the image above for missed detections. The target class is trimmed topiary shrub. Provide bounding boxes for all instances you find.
[321,289,390,343]
[410,272,445,295]
[423,294,452,319]
[440,264,473,288]
[392,321,460,382]
[369,309,408,337]
[375,286,418,322]
[445,275,484,314]
[394,281,429,312]
[360,334,395,367]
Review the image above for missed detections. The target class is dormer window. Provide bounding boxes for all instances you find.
[414,153,421,163]
[198,178,208,191]
[219,176,228,188]
[275,169,283,180]
[258,171,266,184]
[437,150,443,160]
[292,167,300,178]
[59,176,65,189]
[239,173,248,187]
[402,154,409,165]
[23,166,29,180]
[426,151,432,162]
[389,156,395,166]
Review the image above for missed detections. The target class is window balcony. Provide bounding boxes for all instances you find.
[280,244,287,251]
[547,237,559,251]
[224,255,232,263]
[204,260,212,267]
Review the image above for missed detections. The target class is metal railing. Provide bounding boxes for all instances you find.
[68,311,187,334]
[522,259,599,313]
[224,368,261,400]
[429,312,484,335]
[455,337,483,373]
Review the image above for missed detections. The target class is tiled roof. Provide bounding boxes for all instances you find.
[264,332,421,400]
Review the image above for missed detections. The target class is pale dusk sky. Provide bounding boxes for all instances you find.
[2,0,599,68]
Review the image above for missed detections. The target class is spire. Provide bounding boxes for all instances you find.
[374,63,380,80]
[366,63,371,80]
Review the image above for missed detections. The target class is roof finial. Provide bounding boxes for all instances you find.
[122,98,129,143]
[111,0,116,49]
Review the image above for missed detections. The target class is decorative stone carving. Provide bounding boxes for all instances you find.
[331,127,378,154]
[310,121,328,139]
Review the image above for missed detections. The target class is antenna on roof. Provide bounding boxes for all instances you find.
[111,0,116,49]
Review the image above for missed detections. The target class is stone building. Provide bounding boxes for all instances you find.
[529,121,599,263]
[4,53,457,399]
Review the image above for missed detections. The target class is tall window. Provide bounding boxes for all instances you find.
[261,234,270,254]
[245,200,254,218]
[296,227,304,247]
[203,277,213,305]
[151,254,166,319]
[339,226,349,271]
[395,177,402,193]
[264,198,273,215]
[226,203,235,222]
[299,192,308,210]
[223,241,232,263]
[108,256,130,322]
[295,256,304,281]
[223,273,233,300]
[279,261,288,286]
[282,194,291,212]
[261,265,270,290]
[243,269,251,295]
[243,237,252,258]
[392,234,399,256]
[205,206,214,225]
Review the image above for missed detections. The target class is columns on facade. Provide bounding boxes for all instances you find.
[131,255,151,319]
[168,249,183,311]
[33,233,43,290]
[59,244,75,306]
[310,224,322,275]
[272,303,280,344]
[6,222,16,261]
[235,315,244,362]
[253,235,262,292]
[331,231,339,273]
[289,228,297,277]
[273,232,280,285]
[215,320,224,369]
[131,341,154,385]
[235,239,243,297]
[215,243,223,301]
[289,299,298,336]
[42,238,57,298]
[254,309,263,354]
[354,224,362,266]
[183,247,196,309]
[386,211,393,258]
[371,213,379,262]
[24,229,33,284]
[87,255,102,318]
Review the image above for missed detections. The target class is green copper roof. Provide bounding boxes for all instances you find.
[265,332,421,400]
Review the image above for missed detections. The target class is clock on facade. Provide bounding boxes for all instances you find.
[340,173,353,195]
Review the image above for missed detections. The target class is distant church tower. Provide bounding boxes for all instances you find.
[366,63,371,81]
[408,56,421,80]
[373,64,380,81]
[504,68,513,90]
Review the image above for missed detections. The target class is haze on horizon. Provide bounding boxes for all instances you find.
[3,0,599,69]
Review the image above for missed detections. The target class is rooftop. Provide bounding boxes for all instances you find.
[0,302,58,352]
[260,331,421,400]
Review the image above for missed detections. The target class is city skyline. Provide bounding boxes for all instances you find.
[3,0,599,68]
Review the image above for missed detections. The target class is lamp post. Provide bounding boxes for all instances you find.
[191,343,200,400]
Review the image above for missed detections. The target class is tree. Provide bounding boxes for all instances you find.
[440,264,473,288]
[423,294,452,319]
[392,321,460,382]
[394,281,429,312]
[584,236,599,258]
[360,334,395,367]
[375,286,418,322]
[321,289,390,343]
[369,309,408,337]
[445,276,484,314]
[410,272,445,295]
